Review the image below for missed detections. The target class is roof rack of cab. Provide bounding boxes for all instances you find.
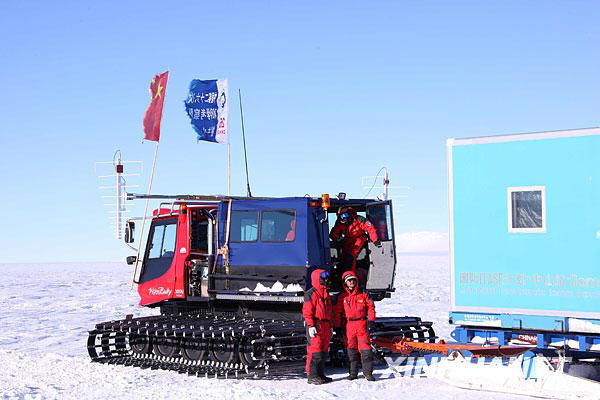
[126,192,275,201]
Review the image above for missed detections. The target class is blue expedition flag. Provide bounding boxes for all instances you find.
[184,79,229,144]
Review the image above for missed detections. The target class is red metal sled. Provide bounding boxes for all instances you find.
[376,337,530,357]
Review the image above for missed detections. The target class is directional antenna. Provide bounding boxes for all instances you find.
[362,167,410,203]
[94,150,143,239]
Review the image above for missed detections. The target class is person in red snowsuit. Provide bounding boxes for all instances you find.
[329,207,380,285]
[334,270,377,381]
[302,269,333,384]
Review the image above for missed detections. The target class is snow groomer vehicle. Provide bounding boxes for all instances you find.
[87,190,436,378]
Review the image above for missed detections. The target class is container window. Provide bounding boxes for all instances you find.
[507,186,546,233]
[230,211,259,242]
[261,210,296,242]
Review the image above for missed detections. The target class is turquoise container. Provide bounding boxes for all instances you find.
[448,127,600,332]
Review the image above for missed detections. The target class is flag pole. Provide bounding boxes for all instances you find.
[131,140,159,288]
[227,142,231,196]
[133,69,169,289]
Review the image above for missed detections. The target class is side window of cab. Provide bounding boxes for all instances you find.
[261,210,296,242]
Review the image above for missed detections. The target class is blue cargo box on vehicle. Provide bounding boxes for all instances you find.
[448,127,600,337]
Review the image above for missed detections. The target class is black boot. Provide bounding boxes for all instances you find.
[307,352,324,384]
[361,350,376,381]
[317,352,332,383]
[347,349,359,380]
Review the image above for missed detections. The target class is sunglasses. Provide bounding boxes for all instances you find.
[320,271,330,281]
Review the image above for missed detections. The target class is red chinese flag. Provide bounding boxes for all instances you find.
[143,71,169,141]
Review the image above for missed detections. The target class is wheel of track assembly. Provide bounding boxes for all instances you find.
[153,338,180,357]
[210,340,237,364]
[181,339,206,361]
[129,334,153,354]
[238,339,260,367]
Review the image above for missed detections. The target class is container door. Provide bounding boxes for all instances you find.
[365,201,396,290]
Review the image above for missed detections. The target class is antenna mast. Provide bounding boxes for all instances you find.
[238,89,252,197]
[362,167,410,202]
[94,151,142,239]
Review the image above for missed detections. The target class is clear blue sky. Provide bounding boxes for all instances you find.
[1,1,599,262]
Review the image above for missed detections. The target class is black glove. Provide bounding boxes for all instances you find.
[367,320,375,332]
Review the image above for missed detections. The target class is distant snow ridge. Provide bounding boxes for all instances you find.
[396,231,449,254]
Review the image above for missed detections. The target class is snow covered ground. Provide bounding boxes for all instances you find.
[1,256,521,399]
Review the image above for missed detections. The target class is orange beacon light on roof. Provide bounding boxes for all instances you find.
[321,194,330,210]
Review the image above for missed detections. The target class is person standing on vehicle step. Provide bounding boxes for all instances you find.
[333,271,377,381]
[329,207,380,286]
[302,269,334,385]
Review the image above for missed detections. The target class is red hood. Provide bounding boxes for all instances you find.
[342,271,358,295]
[311,268,327,295]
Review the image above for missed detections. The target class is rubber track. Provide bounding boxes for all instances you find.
[88,313,307,379]
[87,314,435,379]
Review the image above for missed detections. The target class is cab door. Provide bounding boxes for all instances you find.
[139,218,178,283]
[137,217,179,306]
[365,200,396,291]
